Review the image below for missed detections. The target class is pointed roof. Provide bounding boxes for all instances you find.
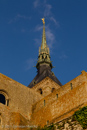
[41,20,47,49]
[28,65,62,88]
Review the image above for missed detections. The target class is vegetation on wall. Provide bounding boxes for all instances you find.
[30,106,87,130]
[36,124,55,130]
[73,106,87,129]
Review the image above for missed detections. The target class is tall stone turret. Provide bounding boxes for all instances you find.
[28,18,62,88]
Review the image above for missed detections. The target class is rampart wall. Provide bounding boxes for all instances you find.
[0,73,42,120]
[32,71,87,113]
[0,71,87,127]
[31,71,87,126]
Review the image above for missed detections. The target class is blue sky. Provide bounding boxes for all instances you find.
[0,0,87,86]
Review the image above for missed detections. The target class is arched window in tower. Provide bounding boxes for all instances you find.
[42,55,44,59]
[45,56,47,59]
[38,88,43,95]
[0,94,6,105]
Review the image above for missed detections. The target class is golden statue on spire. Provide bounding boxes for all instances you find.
[41,17,45,24]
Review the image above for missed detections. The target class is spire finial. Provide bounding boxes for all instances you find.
[41,17,47,49]
[41,17,45,24]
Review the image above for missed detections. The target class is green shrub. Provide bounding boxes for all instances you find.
[73,106,87,129]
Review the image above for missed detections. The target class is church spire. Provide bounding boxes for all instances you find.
[36,18,53,70]
[41,18,47,49]
[28,18,62,88]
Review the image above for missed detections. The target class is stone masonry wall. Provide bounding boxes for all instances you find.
[32,71,87,114]
[0,73,42,120]
[54,116,85,130]
[31,71,87,127]
[32,77,61,97]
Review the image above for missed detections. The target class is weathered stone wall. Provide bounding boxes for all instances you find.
[54,116,85,130]
[0,103,36,130]
[60,70,87,95]
[0,103,10,130]
[32,71,87,113]
[0,73,42,120]
[0,71,87,128]
[31,71,87,127]
[31,77,61,97]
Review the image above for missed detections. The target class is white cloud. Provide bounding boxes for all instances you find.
[17,14,30,20]
[33,0,59,27]
[8,14,31,24]
[34,38,41,46]
[50,17,60,27]
[35,25,43,31]
[33,0,40,8]
[34,25,55,49]
[59,53,68,60]
[46,27,55,49]
[33,0,60,51]
[44,4,52,17]
[25,58,36,70]
[21,29,26,33]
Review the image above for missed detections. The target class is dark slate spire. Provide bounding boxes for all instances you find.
[28,18,62,88]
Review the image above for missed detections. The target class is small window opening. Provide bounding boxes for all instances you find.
[44,100,45,106]
[47,120,49,125]
[70,83,73,90]
[51,88,55,93]
[45,56,47,59]
[42,55,44,59]
[56,94,58,99]
[38,88,43,95]
[51,72,54,76]
[7,99,9,106]
[0,94,6,105]
[33,81,36,85]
